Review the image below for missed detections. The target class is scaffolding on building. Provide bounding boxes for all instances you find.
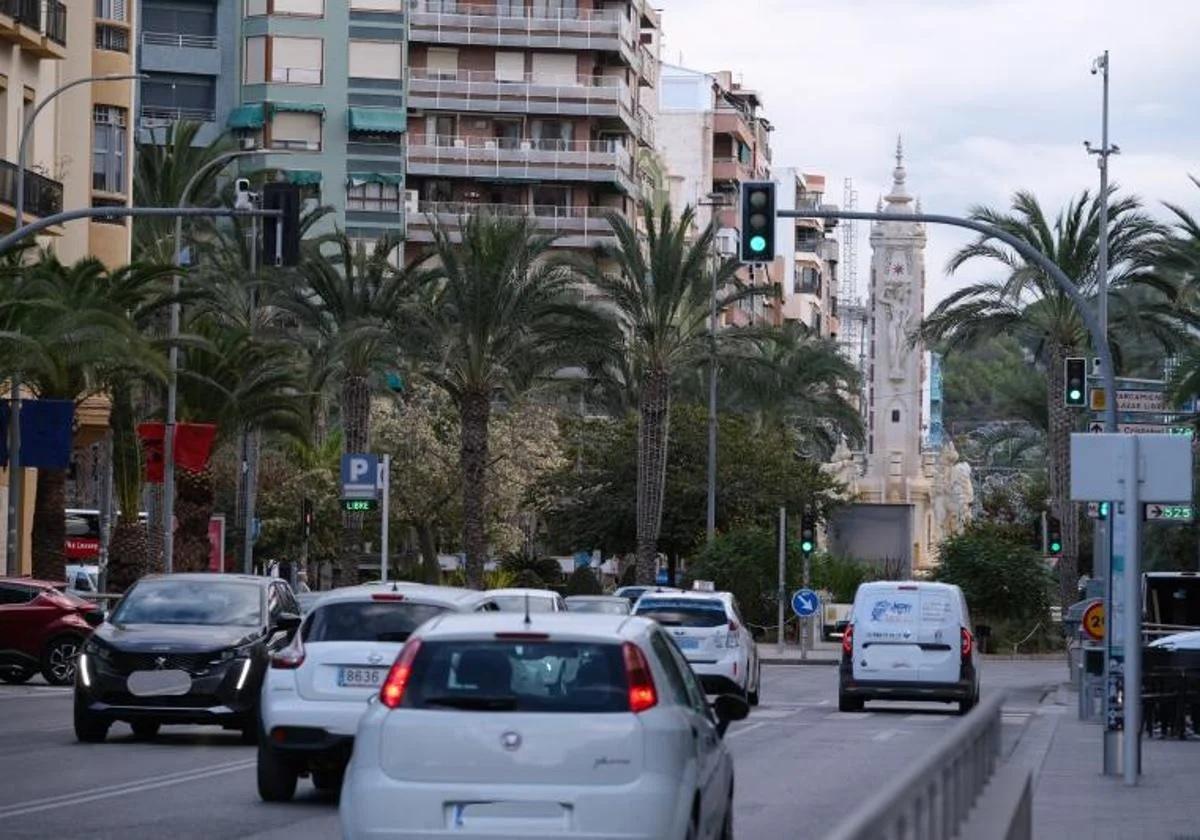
[837,177,870,429]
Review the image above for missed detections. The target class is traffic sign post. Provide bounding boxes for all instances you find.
[1082,599,1105,642]
[341,453,380,501]
[792,588,820,662]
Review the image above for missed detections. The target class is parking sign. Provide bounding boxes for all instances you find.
[341,453,380,500]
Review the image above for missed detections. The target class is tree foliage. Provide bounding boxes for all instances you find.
[934,522,1054,623]
[565,566,603,596]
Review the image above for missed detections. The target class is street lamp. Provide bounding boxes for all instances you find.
[162,149,280,574]
[698,191,733,544]
[5,73,145,577]
[1085,50,1118,339]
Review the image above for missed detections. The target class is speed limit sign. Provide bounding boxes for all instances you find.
[1082,599,1105,642]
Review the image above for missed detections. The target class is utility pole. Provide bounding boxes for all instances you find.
[380,455,391,583]
[699,193,730,544]
[776,507,786,654]
[241,208,261,575]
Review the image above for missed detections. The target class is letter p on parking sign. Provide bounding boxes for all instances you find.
[341,453,380,500]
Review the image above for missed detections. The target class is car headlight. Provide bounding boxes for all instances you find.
[216,642,258,664]
[83,638,113,662]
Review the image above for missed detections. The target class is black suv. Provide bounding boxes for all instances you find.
[74,574,300,743]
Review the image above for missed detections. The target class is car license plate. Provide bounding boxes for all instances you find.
[675,637,700,650]
[127,670,192,697]
[337,666,386,688]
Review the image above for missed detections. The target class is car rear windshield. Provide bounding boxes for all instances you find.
[405,640,628,713]
[303,601,447,643]
[567,600,629,615]
[635,598,728,628]
[111,580,262,627]
[489,595,557,613]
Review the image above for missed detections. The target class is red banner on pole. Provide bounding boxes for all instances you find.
[137,422,218,484]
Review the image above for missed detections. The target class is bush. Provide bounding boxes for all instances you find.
[565,566,602,596]
[934,522,1054,625]
[810,554,871,603]
[443,568,516,590]
[686,526,804,633]
[511,568,547,589]
[500,554,564,586]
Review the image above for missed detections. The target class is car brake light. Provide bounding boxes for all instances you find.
[622,642,657,713]
[371,593,406,601]
[961,627,973,658]
[380,638,423,709]
[494,632,550,641]
[842,624,854,656]
[728,620,739,632]
[725,622,740,648]
[270,636,305,669]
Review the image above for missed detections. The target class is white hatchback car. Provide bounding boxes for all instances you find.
[257,584,493,801]
[632,592,760,705]
[838,581,981,714]
[485,587,567,613]
[340,612,748,840]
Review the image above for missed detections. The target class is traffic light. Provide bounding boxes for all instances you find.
[799,510,817,557]
[262,182,302,267]
[1097,501,1109,521]
[301,497,313,540]
[739,180,776,263]
[1064,357,1086,407]
[1047,516,1063,556]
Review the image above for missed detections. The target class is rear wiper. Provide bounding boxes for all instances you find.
[376,632,410,642]
[422,694,518,711]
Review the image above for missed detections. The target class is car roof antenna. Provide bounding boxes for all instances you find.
[523,593,532,626]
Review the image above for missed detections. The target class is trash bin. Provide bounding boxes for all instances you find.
[974,624,992,655]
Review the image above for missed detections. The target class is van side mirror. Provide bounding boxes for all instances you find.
[711,693,750,737]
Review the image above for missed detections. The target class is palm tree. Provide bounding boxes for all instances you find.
[918,189,1168,605]
[0,254,170,580]
[407,212,600,588]
[579,205,765,585]
[1158,178,1200,401]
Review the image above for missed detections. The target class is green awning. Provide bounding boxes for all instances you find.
[285,170,322,186]
[227,103,265,130]
[347,172,404,187]
[270,101,326,115]
[347,107,406,135]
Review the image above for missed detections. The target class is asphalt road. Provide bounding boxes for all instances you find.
[0,660,1062,839]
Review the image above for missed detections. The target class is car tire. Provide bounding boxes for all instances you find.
[42,635,83,686]
[241,722,259,745]
[74,693,110,743]
[958,692,978,716]
[838,691,864,713]
[747,664,761,707]
[312,767,344,793]
[131,720,160,740]
[0,666,35,684]
[257,740,298,802]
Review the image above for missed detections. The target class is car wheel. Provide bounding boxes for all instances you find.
[0,666,35,684]
[312,767,344,793]
[958,693,978,716]
[74,693,110,743]
[838,691,864,713]
[42,636,82,686]
[131,720,160,740]
[747,664,761,707]
[257,740,298,802]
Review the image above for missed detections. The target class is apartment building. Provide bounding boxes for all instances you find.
[657,62,772,325]
[404,0,661,252]
[773,167,839,338]
[136,0,239,148]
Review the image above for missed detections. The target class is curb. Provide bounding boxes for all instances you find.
[761,657,839,666]
[980,654,1068,661]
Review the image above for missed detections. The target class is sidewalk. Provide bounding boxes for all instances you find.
[1030,687,1200,839]
[757,638,840,664]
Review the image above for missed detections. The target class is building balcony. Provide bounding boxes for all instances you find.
[139,105,217,131]
[406,201,618,248]
[409,1,640,63]
[140,30,221,75]
[407,136,637,194]
[0,158,63,228]
[409,69,639,123]
[0,0,66,58]
[712,156,753,185]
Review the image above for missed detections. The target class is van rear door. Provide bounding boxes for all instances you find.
[853,585,962,685]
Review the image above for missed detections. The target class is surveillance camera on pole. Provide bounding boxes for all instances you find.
[233,178,257,211]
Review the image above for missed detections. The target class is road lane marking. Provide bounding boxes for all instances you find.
[0,688,72,701]
[727,722,767,739]
[0,759,256,818]
[871,729,901,741]
[825,712,871,720]
[903,713,952,721]
[749,710,794,719]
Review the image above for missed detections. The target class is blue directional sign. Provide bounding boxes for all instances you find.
[341,453,380,500]
[791,588,820,618]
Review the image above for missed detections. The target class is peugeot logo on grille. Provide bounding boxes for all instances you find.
[501,731,522,751]
[367,652,384,666]
[154,656,168,670]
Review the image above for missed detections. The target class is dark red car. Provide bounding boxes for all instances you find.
[0,577,102,685]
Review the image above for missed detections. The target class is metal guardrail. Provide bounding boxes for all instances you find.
[142,30,217,49]
[825,692,1006,840]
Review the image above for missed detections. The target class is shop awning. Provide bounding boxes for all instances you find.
[226,103,265,130]
[270,101,326,115]
[285,170,322,186]
[347,172,404,187]
[347,107,406,135]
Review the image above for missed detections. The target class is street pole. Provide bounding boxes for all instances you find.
[5,72,142,577]
[97,433,114,595]
[380,454,390,583]
[801,532,811,661]
[776,507,786,654]
[164,149,264,574]
[241,209,260,575]
[700,195,728,544]
[1117,442,1141,786]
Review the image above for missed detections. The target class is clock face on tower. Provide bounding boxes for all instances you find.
[887,250,911,279]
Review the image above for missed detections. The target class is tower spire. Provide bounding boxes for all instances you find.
[885,135,912,212]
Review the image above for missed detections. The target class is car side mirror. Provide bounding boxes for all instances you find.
[711,693,750,737]
[275,612,301,633]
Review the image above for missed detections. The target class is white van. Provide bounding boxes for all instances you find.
[838,581,980,714]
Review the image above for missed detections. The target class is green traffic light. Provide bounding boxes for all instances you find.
[1049,541,1062,553]
[750,235,767,253]
[801,540,814,552]
[1069,389,1082,401]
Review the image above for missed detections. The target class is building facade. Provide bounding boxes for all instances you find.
[137,0,240,148]
[657,62,772,325]
[404,0,660,252]
[772,167,839,336]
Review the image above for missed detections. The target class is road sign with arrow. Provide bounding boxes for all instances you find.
[1143,503,1194,523]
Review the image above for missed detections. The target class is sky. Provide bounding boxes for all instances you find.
[653,0,1200,310]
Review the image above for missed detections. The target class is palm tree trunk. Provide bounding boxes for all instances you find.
[1046,343,1078,606]
[175,464,215,572]
[338,374,371,586]
[30,468,66,580]
[459,391,491,589]
[636,368,671,585]
[415,521,441,584]
[108,516,150,591]
[107,378,148,588]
